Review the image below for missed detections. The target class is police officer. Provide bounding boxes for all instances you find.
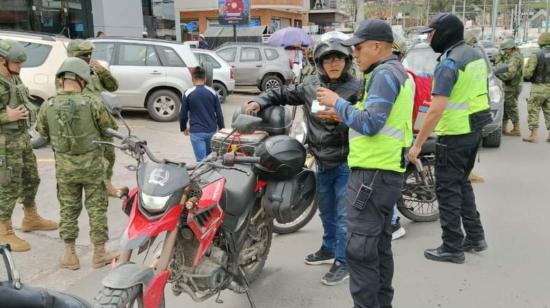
[66,39,127,197]
[409,13,491,264]
[522,32,550,143]
[246,38,361,286]
[317,20,414,308]
[495,39,523,136]
[36,58,118,270]
[0,39,58,252]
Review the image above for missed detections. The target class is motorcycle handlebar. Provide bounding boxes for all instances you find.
[232,156,261,164]
[106,128,125,140]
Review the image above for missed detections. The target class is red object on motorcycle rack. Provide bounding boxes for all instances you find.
[255,180,267,192]
[188,179,226,267]
[143,270,170,308]
[125,195,184,241]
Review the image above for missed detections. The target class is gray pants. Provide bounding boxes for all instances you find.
[346,169,403,308]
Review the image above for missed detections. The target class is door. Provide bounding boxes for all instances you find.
[110,43,166,108]
[237,47,262,85]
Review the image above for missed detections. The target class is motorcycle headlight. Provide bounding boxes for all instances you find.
[488,80,502,104]
[141,192,170,212]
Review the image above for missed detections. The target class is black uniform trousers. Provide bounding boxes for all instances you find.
[346,169,403,308]
[435,131,486,253]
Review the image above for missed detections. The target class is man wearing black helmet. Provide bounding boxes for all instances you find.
[245,38,361,286]
[409,13,491,264]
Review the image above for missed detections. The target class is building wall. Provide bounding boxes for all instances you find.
[91,0,144,37]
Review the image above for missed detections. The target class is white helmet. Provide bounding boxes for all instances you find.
[320,31,350,43]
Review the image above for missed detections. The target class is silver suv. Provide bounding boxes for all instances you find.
[215,43,293,91]
[90,37,200,122]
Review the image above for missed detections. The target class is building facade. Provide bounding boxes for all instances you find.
[177,0,308,41]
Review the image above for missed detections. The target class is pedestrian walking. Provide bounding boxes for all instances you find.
[0,39,58,252]
[317,19,414,308]
[66,39,128,198]
[409,13,491,264]
[180,66,224,161]
[245,38,361,286]
[36,57,119,270]
[495,39,523,136]
[522,32,550,143]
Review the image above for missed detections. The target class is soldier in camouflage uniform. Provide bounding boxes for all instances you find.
[495,39,524,136]
[66,39,128,197]
[36,57,118,270]
[0,40,58,252]
[522,32,550,143]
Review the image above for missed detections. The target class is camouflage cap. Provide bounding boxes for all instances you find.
[499,39,516,50]
[392,32,408,58]
[0,39,27,63]
[464,31,478,46]
[67,39,95,57]
[57,57,91,83]
[538,32,550,47]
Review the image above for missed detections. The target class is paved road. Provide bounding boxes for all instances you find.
[9,86,550,307]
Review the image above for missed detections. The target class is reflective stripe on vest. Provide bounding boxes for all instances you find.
[348,71,414,173]
[435,58,490,136]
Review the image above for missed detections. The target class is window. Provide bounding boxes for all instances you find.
[217,47,236,62]
[92,42,115,63]
[197,53,221,69]
[264,48,279,61]
[156,46,185,67]
[240,47,261,62]
[19,42,52,68]
[117,44,160,66]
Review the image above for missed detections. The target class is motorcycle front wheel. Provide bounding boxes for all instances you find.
[397,158,439,222]
[272,197,318,234]
[94,285,165,308]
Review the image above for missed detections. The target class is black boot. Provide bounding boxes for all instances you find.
[424,246,465,264]
[462,239,488,252]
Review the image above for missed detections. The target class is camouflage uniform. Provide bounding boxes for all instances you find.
[522,33,550,143]
[495,45,523,130]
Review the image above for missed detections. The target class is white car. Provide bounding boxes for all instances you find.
[192,49,235,103]
[90,37,200,122]
[0,30,70,148]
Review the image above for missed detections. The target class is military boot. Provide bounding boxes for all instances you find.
[21,205,58,232]
[92,244,119,269]
[59,242,80,270]
[522,129,538,143]
[0,221,30,252]
[502,122,509,135]
[106,180,129,199]
[507,124,521,137]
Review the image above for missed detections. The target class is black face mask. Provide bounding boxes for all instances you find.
[429,15,464,53]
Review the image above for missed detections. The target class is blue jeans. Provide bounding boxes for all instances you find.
[190,132,215,162]
[316,162,350,263]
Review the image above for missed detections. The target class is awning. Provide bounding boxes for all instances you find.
[203,25,268,38]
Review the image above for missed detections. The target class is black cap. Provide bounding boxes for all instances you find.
[420,13,463,34]
[342,19,393,46]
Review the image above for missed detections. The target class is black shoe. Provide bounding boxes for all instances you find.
[305,247,335,265]
[391,217,406,240]
[462,239,488,252]
[321,261,349,286]
[424,246,465,264]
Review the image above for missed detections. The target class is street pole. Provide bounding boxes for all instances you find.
[356,0,364,25]
[426,0,430,24]
[482,0,486,39]
[452,0,456,15]
[390,0,393,24]
[546,0,549,32]
[462,0,466,21]
[491,0,498,40]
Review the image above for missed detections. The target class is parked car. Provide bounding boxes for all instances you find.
[215,42,293,91]
[404,42,504,148]
[480,40,498,63]
[192,49,235,103]
[90,37,200,121]
[0,30,70,148]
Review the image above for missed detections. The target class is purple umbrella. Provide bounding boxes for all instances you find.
[267,27,312,47]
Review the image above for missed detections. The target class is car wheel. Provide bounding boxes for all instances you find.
[482,127,502,148]
[146,89,180,122]
[261,75,283,92]
[213,82,228,104]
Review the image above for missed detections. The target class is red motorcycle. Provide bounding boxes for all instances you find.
[93,113,315,308]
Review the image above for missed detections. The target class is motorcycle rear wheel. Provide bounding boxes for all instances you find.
[94,285,165,308]
[397,159,439,222]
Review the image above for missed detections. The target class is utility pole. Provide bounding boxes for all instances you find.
[426,0,430,24]
[482,0,487,39]
[390,0,393,24]
[452,0,457,15]
[491,0,499,40]
[462,0,466,21]
[356,0,364,25]
[546,0,549,32]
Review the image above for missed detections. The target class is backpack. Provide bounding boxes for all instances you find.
[407,69,433,132]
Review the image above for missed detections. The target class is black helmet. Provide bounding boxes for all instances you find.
[254,135,306,181]
[313,38,353,80]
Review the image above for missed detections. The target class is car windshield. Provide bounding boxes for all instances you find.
[404,46,439,75]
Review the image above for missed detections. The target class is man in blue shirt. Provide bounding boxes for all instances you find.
[180,66,224,161]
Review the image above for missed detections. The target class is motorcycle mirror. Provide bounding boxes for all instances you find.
[100,91,131,136]
[231,114,262,134]
[494,63,508,75]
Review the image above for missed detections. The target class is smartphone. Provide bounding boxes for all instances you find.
[311,99,326,113]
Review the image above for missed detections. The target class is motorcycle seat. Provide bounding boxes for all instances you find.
[218,166,257,217]
[0,282,90,308]
[420,136,437,155]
